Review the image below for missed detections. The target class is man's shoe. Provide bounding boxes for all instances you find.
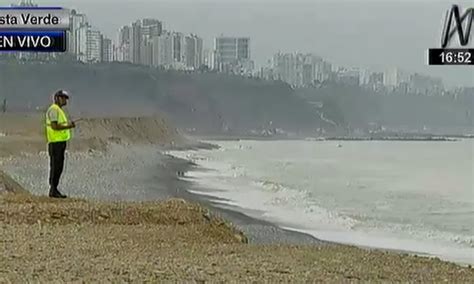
[49,189,67,199]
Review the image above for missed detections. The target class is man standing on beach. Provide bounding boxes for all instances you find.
[45,90,76,198]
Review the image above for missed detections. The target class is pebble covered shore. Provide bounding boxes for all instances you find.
[1,193,473,282]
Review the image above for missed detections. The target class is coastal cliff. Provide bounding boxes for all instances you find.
[0,61,323,135]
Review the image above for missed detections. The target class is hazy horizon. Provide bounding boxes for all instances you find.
[30,0,474,87]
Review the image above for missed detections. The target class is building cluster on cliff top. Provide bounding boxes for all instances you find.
[4,1,463,96]
[69,11,254,75]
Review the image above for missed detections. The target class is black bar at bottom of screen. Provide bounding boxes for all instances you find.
[428,48,474,65]
[0,31,67,52]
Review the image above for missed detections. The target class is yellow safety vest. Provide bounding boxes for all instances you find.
[45,104,71,143]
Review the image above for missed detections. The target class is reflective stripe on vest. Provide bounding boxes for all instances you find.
[45,104,71,143]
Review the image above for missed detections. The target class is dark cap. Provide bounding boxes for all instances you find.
[54,90,70,99]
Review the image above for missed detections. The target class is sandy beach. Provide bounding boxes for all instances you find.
[1,114,473,282]
[1,192,473,282]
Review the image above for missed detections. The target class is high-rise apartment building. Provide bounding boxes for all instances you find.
[101,37,113,62]
[130,20,142,64]
[213,36,252,73]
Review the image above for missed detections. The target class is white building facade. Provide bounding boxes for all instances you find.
[213,36,253,74]
[272,53,332,87]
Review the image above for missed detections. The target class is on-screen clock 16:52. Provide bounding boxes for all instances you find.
[428,49,473,65]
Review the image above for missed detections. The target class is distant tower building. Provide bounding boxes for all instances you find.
[153,31,174,67]
[76,24,102,63]
[272,52,300,86]
[141,19,162,37]
[195,36,203,68]
[358,69,371,86]
[337,68,360,86]
[213,36,251,73]
[69,10,88,55]
[302,63,313,86]
[368,72,384,91]
[118,26,131,46]
[203,48,213,68]
[185,35,196,68]
[76,24,88,62]
[172,32,185,63]
[184,34,203,69]
[409,73,444,95]
[101,37,113,62]
[272,52,330,87]
[86,29,102,63]
[117,25,131,62]
[141,38,153,66]
[151,36,161,67]
[383,67,408,89]
[141,19,162,66]
[130,20,142,64]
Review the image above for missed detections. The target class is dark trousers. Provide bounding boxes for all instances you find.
[48,142,67,191]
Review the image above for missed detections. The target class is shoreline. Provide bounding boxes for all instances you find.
[1,140,474,280]
[2,140,472,262]
[145,150,329,246]
[200,136,461,142]
[3,141,470,262]
[0,141,324,246]
[168,139,474,266]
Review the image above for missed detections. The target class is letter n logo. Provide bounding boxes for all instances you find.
[441,5,473,48]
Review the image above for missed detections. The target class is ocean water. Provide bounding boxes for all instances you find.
[169,140,474,264]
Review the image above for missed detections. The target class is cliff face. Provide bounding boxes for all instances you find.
[0,62,322,135]
[3,61,467,136]
[297,84,473,134]
[0,114,183,157]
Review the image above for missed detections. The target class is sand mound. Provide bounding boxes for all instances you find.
[0,193,247,244]
[0,113,183,157]
[74,116,180,145]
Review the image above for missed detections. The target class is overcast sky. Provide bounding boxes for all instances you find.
[21,0,474,87]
